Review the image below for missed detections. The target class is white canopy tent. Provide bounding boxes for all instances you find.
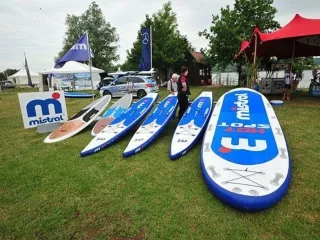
[39,61,104,91]
[39,61,104,74]
[8,68,41,87]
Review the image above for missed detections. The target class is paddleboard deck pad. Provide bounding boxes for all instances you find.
[80,93,158,157]
[201,88,291,211]
[123,94,178,157]
[44,95,111,143]
[170,91,213,160]
[91,94,133,136]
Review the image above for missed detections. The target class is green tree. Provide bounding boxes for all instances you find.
[55,1,119,71]
[199,0,280,85]
[124,2,193,80]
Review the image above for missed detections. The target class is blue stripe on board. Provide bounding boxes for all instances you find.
[102,106,126,119]
[143,95,178,126]
[111,97,155,126]
[179,96,212,127]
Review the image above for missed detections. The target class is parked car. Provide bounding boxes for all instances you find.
[0,80,15,88]
[97,77,114,91]
[101,75,158,98]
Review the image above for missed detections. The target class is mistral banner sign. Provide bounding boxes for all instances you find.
[18,91,68,129]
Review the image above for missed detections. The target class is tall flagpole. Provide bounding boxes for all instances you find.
[86,31,94,101]
[150,26,152,70]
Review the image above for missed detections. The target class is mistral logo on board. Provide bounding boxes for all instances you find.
[18,91,68,129]
[211,90,278,165]
[234,93,250,120]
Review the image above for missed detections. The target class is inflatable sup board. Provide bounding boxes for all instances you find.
[91,94,133,136]
[80,93,158,157]
[44,95,111,143]
[270,100,284,106]
[64,92,95,98]
[201,88,291,211]
[170,91,213,160]
[123,93,178,157]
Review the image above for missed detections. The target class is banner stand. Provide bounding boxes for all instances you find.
[36,123,60,134]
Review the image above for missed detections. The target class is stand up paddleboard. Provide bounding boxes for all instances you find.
[123,93,178,157]
[201,88,291,211]
[91,94,133,136]
[44,95,111,143]
[80,93,158,157]
[170,91,213,160]
[64,92,95,98]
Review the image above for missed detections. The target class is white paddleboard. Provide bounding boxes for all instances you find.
[201,88,291,211]
[80,93,158,157]
[91,94,133,136]
[123,93,178,157]
[44,95,111,143]
[170,91,213,160]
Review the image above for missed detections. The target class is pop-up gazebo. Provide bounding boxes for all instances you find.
[236,14,320,89]
[236,14,320,60]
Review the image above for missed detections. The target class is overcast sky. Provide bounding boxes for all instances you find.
[1,0,320,72]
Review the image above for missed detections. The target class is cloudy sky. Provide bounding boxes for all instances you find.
[1,0,320,72]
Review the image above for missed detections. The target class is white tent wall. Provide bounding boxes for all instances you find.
[8,75,41,87]
[39,61,104,91]
[51,72,101,91]
[8,68,41,87]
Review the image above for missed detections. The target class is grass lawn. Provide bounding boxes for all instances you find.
[0,86,319,240]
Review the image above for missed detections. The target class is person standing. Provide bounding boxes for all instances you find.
[177,66,191,119]
[167,73,178,94]
[282,68,294,101]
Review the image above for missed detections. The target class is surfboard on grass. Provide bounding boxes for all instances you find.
[201,88,291,212]
[123,93,178,157]
[80,93,158,157]
[91,94,133,136]
[170,91,213,160]
[44,95,111,143]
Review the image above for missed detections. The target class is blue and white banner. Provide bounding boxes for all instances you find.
[56,33,93,67]
[139,26,151,71]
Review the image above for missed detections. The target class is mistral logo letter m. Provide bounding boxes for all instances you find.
[27,99,62,117]
[71,43,87,50]
[221,137,267,152]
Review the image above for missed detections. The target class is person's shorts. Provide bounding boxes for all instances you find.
[284,84,291,89]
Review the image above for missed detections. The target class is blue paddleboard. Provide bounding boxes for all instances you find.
[64,92,95,98]
[123,93,178,157]
[201,88,291,211]
[80,93,158,157]
[170,91,213,160]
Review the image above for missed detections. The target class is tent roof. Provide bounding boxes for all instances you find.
[8,68,40,78]
[236,14,320,60]
[255,14,320,42]
[39,61,104,74]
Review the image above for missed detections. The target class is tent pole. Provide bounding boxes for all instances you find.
[290,40,296,73]
[243,52,248,87]
[86,31,94,101]
[252,33,258,88]
[150,25,152,70]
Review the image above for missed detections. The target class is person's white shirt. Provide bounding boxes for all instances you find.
[284,72,294,85]
[167,79,177,92]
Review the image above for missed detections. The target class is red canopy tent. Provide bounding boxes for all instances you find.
[236,14,320,60]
